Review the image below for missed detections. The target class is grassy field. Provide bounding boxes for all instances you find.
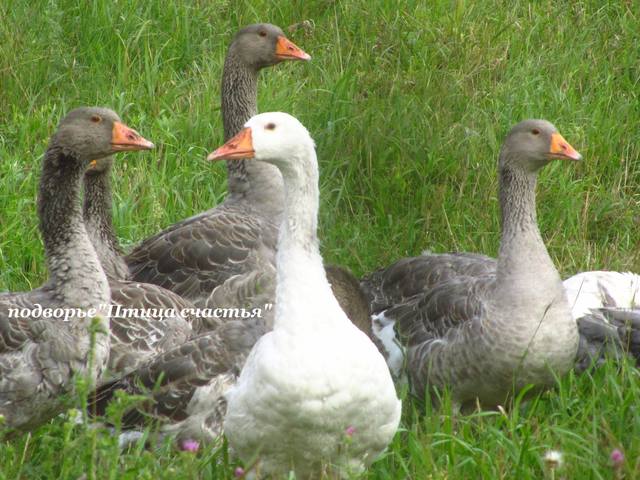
[1,0,639,478]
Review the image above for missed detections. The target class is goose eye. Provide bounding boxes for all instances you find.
[531,128,540,135]
[258,31,267,37]
[265,123,276,131]
[91,115,102,123]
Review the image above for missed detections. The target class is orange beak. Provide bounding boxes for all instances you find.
[207,128,255,161]
[549,132,582,161]
[275,35,311,61]
[111,122,155,152]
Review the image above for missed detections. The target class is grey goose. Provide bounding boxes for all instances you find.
[83,157,200,376]
[122,24,367,335]
[0,107,153,432]
[125,24,310,309]
[362,120,583,410]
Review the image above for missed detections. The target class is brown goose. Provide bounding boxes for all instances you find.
[325,264,373,339]
[362,120,583,410]
[83,157,200,376]
[125,24,310,306]
[0,107,152,432]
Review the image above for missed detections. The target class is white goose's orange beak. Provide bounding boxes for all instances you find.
[275,35,311,61]
[549,132,582,161]
[207,128,255,161]
[111,122,155,151]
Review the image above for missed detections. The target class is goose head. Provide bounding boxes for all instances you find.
[231,23,311,69]
[207,112,315,173]
[52,107,154,162]
[500,119,582,173]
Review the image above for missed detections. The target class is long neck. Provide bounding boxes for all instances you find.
[83,165,129,280]
[495,154,560,295]
[272,149,339,331]
[38,148,110,307]
[221,49,284,214]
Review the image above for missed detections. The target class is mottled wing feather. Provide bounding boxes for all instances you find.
[381,275,491,398]
[588,307,640,363]
[106,280,196,374]
[574,311,626,372]
[0,286,111,431]
[91,318,266,428]
[125,204,278,305]
[391,275,491,347]
[0,288,55,352]
[199,263,276,331]
[361,253,496,314]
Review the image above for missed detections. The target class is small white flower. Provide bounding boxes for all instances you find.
[543,450,564,469]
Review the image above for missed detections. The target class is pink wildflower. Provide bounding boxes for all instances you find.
[180,439,199,452]
[611,448,624,467]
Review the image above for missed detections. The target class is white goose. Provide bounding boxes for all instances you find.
[564,271,640,319]
[563,271,640,368]
[208,112,401,478]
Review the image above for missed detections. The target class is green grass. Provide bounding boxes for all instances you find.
[0,0,639,477]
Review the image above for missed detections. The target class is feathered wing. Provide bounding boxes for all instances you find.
[362,253,496,378]
[204,269,274,309]
[392,275,490,347]
[0,292,46,353]
[125,204,278,306]
[0,287,110,432]
[361,253,496,314]
[90,318,267,437]
[574,307,640,371]
[107,280,197,375]
[387,275,490,395]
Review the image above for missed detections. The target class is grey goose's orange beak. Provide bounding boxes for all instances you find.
[548,132,582,161]
[275,35,311,61]
[207,127,255,161]
[111,122,155,152]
